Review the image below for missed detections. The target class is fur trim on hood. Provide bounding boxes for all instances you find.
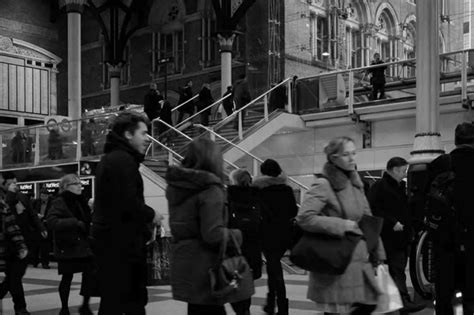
[322,162,363,191]
[252,173,288,189]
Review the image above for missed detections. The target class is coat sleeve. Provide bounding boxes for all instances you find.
[23,195,46,233]
[296,179,352,237]
[368,181,397,229]
[46,198,80,232]
[4,209,27,253]
[198,185,241,248]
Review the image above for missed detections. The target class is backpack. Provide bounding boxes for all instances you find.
[227,187,262,239]
[426,170,455,231]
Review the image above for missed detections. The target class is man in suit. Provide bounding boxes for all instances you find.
[369,157,425,313]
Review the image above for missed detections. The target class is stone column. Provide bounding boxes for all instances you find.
[60,0,86,120]
[109,65,121,107]
[411,0,444,163]
[50,66,58,115]
[218,34,236,96]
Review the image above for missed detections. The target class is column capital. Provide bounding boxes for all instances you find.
[60,0,87,14]
[217,34,236,53]
[108,64,122,78]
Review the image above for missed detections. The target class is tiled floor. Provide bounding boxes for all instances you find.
[0,263,457,314]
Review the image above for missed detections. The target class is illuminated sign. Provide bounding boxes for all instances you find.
[18,183,35,198]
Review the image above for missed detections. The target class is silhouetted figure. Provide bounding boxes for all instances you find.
[368,53,387,100]
[48,128,63,160]
[222,86,234,116]
[177,80,194,124]
[196,84,214,126]
[143,82,163,122]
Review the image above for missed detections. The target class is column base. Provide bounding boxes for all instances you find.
[410,132,444,164]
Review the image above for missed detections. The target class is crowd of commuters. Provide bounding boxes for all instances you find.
[0,108,473,315]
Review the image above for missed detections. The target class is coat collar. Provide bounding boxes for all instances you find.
[322,162,364,191]
[382,172,405,189]
[252,173,287,189]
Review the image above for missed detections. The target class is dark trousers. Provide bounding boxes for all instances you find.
[263,248,287,301]
[0,257,28,311]
[350,303,377,314]
[200,113,209,126]
[371,82,385,100]
[187,304,226,315]
[435,237,474,314]
[231,298,251,314]
[177,111,192,125]
[233,108,246,129]
[31,237,51,266]
[98,260,148,315]
[385,246,411,304]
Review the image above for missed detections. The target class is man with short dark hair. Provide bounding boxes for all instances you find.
[369,157,425,313]
[92,112,161,314]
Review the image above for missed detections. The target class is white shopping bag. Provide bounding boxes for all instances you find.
[373,264,403,313]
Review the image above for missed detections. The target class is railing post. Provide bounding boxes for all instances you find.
[238,112,243,140]
[76,121,81,161]
[168,151,173,166]
[210,127,216,141]
[252,159,259,178]
[34,131,40,166]
[287,79,293,113]
[348,71,354,115]
[462,51,468,102]
[151,120,155,157]
[264,94,269,122]
[0,135,3,169]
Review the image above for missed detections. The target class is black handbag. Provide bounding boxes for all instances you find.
[290,177,363,274]
[209,229,255,302]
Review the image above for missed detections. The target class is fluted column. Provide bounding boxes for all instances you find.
[60,0,86,120]
[109,65,121,107]
[411,0,444,163]
[218,34,236,96]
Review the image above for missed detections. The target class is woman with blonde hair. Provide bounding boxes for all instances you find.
[296,136,385,314]
[46,174,93,315]
[166,138,244,315]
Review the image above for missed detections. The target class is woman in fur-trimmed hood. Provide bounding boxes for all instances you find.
[166,138,243,315]
[252,159,298,315]
[296,136,386,314]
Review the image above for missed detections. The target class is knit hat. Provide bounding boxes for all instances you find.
[260,159,282,177]
[455,122,474,145]
[229,169,252,186]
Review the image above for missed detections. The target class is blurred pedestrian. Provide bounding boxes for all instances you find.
[196,83,214,126]
[228,169,263,315]
[143,82,163,123]
[233,74,251,129]
[269,81,287,112]
[46,174,94,315]
[296,137,385,314]
[367,53,387,100]
[165,138,243,315]
[252,159,297,315]
[222,86,234,117]
[32,188,53,269]
[177,80,194,124]
[92,112,161,314]
[48,126,63,160]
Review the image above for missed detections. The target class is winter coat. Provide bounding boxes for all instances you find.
[227,185,262,279]
[233,78,251,110]
[252,174,298,252]
[5,191,45,242]
[91,131,155,263]
[166,166,243,305]
[0,201,27,271]
[144,90,163,121]
[178,85,194,114]
[196,87,214,116]
[369,172,413,250]
[269,85,287,111]
[296,162,385,311]
[46,191,92,260]
[158,100,173,135]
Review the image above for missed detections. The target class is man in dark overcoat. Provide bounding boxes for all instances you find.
[369,157,425,313]
[233,74,251,129]
[92,112,161,314]
[449,122,474,314]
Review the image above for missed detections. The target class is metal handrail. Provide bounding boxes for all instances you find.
[194,124,309,192]
[174,93,231,129]
[212,77,292,131]
[297,48,474,81]
[149,118,240,169]
[146,135,183,160]
[171,94,199,112]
